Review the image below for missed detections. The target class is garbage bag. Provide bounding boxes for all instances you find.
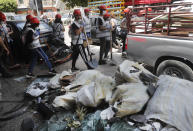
[74,70,115,107]
[111,121,140,131]
[52,92,77,109]
[26,82,50,97]
[39,112,75,131]
[49,74,61,89]
[76,82,96,107]
[100,107,115,120]
[59,70,72,80]
[115,60,157,85]
[110,83,149,117]
[80,111,105,131]
[145,75,193,131]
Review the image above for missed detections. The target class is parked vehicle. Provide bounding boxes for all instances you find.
[126,34,193,81]
[125,3,193,81]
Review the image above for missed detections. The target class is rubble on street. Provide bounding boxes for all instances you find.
[1,60,192,131]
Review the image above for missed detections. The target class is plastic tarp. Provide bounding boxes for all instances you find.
[110,83,149,117]
[111,121,140,131]
[26,82,50,97]
[145,75,193,131]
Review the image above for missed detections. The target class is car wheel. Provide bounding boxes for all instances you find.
[156,60,193,81]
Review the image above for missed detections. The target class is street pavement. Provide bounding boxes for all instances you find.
[0,27,126,131]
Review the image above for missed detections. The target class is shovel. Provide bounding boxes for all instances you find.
[82,25,98,69]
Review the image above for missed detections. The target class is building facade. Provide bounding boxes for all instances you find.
[16,0,67,15]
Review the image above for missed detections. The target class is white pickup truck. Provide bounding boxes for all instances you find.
[125,34,193,81]
[125,3,193,81]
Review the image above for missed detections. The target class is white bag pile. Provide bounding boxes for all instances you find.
[53,70,115,108]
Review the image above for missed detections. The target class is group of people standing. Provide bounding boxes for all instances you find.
[70,5,116,70]
[0,5,130,78]
[0,13,58,78]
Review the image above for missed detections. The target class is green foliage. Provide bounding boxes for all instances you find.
[0,0,17,12]
[61,0,88,8]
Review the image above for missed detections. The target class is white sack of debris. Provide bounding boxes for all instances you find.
[52,92,77,109]
[49,74,61,89]
[76,82,96,107]
[110,83,149,117]
[75,70,115,107]
[59,70,72,80]
[145,75,193,131]
[26,82,49,97]
[115,60,157,85]
[100,107,115,120]
[50,71,73,89]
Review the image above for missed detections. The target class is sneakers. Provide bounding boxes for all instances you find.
[48,69,57,75]
[26,73,35,78]
[122,52,127,58]
[98,60,107,65]
[90,52,95,56]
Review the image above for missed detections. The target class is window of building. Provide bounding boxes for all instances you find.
[19,0,24,4]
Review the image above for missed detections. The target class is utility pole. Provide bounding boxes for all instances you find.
[132,0,134,7]
[34,0,40,17]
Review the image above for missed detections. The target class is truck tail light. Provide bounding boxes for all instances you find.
[125,37,128,50]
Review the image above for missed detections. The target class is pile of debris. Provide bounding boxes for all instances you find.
[25,60,193,131]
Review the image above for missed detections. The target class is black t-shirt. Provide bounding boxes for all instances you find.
[25,30,33,45]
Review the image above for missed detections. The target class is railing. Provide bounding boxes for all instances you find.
[126,3,193,37]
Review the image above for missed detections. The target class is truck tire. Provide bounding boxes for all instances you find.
[156,60,193,81]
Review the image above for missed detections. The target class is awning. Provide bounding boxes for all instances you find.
[125,0,171,5]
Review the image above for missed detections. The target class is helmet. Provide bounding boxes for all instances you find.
[55,14,61,19]
[73,9,81,16]
[103,13,110,19]
[26,15,33,21]
[124,8,131,13]
[148,8,152,12]
[30,17,40,24]
[99,5,107,10]
[84,8,90,13]
[138,8,152,16]
[0,12,6,21]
